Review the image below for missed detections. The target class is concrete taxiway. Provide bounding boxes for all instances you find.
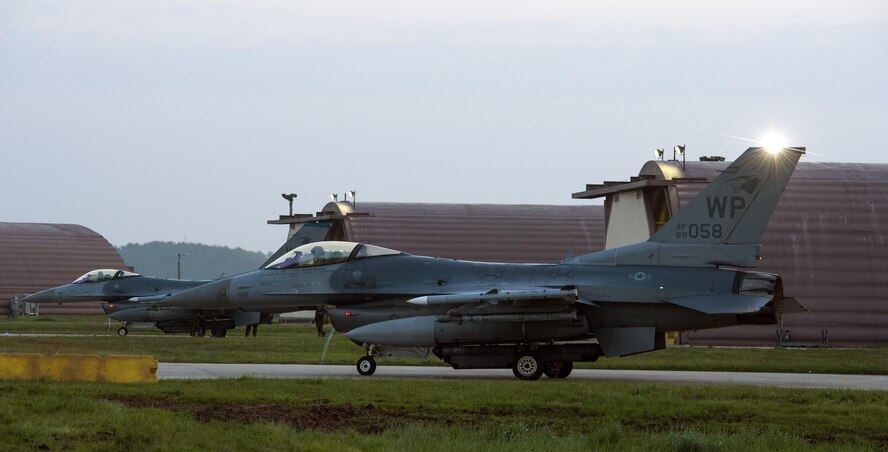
[158,363,888,391]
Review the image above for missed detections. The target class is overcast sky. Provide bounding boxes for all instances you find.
[3,1,886,253]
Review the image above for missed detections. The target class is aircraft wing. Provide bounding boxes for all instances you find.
[407,288,783,317]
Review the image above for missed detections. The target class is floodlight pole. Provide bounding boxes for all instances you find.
[281,193,297,216]
[674,144,687,171]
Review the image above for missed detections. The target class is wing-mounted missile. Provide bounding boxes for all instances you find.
[127,294,172,303]
[406,288,578,306]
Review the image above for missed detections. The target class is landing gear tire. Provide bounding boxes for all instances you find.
[357,356,377,376]
[543,361,573,379]
[117,326,128,337]
[512,351,543,381]
[211,328,227,338]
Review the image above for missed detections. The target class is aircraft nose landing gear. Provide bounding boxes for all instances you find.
[356,356,377,376]
[356,344,380,376]
[117,321,129,336]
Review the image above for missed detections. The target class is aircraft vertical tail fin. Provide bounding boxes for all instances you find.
[649,147,804,246]
[581,146,805,267]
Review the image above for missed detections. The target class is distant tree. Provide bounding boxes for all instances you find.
[117,242,272,280]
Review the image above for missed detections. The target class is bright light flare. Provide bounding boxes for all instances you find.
[759,131,788,154]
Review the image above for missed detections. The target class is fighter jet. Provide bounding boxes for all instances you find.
[160,147,805,379]
[20,224,331,336]
[20,269,254,336]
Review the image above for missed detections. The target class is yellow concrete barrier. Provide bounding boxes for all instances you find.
[47,354,101,382]
[99,355,158,383]
[0,353,47,380]
[0,353,157,383]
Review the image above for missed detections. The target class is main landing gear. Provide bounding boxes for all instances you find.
[543,360,573,379]
[510,352,572,380]
[210,327,228,337]
[352,343,592,380]
[512,351,543,380]
[189,321,206,337]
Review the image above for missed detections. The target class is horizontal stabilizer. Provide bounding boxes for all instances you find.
[592,327,657,356]
[780,297,808,314]
[407,288,577,306]
[665,294,772,314]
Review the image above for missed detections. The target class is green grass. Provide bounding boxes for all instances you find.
[586,346,888,375]
[3,315,888,450]
[1,378,887,451]
[2,315,888,374]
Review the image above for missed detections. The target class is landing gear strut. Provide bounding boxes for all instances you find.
[190,321,206,337]
[117,321,129,337]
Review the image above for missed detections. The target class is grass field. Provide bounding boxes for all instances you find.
[2,315,887,374]
[3,315,888,450]
[2,377,887,451]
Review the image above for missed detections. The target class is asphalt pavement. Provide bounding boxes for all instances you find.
[158,362,888,390]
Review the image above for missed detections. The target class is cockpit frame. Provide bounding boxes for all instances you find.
[72,269,140,284]
[265,241,401,270]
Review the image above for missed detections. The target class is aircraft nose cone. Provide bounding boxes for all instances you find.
[161,278,232,309]
[20,288,56,304]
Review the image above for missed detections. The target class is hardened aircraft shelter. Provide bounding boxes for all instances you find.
[1,222,125,315]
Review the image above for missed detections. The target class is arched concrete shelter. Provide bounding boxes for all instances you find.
[0,222,125,315]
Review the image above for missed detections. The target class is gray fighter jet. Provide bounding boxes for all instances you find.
[160,147,805,379]
[20,269,269,336]
[20,224,331,336]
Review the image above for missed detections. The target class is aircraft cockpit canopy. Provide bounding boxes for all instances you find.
[72,269,140,284]
[265,241,401,269]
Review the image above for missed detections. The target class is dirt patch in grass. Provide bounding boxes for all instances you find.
[108,396,441,433]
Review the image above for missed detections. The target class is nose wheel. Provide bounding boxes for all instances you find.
[356,356,377,376]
